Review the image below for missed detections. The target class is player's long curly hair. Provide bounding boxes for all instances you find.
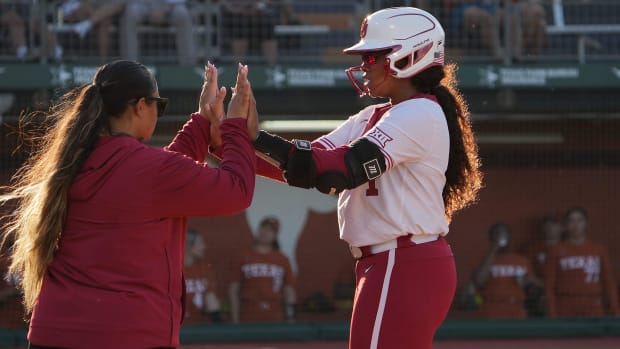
[0,60,156,313]
[411,64,483,221]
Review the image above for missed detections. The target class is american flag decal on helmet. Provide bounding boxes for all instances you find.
[433,50,444,64]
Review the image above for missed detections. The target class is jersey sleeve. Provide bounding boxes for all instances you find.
[150,118,256,218]
[313,109,370,149]
[165,113,211,162]
[254,136,335,183]
[254,105,384,185]
[255,112,363,181]
[363,101,445,170]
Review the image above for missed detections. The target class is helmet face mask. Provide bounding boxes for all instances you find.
[344,7,445,96]
[345,50,394,97]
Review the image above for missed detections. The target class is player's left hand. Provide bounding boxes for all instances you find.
[247,84,259,141]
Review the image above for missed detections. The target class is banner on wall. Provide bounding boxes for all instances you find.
[0,63,619,90]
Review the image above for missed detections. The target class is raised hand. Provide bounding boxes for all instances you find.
[227,63,251,120]
[198,62,226,120]
[198,62,227,149]
[247,85,260,141]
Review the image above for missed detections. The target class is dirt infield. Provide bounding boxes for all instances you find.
[178,337,620,349]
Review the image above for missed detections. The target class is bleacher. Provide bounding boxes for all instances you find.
[1,0,619,64]
[544,0,620,62]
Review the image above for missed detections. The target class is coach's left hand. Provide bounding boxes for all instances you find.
[199,62,227,149]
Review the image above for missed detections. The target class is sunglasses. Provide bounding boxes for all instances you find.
[131,96,168,118]
[361,50,391,65]
[145,96,168,118]
[130,96,168,118]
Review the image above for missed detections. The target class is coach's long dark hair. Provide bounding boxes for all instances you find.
[411,64,482,221]
[0,60,157,313]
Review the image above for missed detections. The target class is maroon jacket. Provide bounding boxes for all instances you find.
[28,114,255,348]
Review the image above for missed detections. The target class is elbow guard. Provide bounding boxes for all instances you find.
[344,138,386,187]
[316,138,386,195]
[253,132,386,194]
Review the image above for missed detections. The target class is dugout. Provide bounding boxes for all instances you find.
[1,0,620,346]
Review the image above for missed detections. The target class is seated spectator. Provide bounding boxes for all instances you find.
[450,0,546,59]
[470,222,541,319]
[58,0,126,60]
[450,0,502,57]
[228,216,296,323]
[545,207,619,318]
[183,229,222,324]
[120,0,196,65]
[373,0,431,11]
[0,0,62,60]
[509,0,546,58]
[221,0,297,65]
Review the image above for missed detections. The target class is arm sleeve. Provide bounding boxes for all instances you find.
[254,128,341,182]
[252,108,379,185]
[313,114,359,150]
[165,113,212,162]
[151,118,256,217]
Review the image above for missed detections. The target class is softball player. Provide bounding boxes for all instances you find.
[251,7,483,349]
[545,207,619,318]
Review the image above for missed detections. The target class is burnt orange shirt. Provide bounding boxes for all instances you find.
[479,253,532,304]
[183,260,218,324]
[545,240,619,317]
[475,253,532,319]
[231,247,295,323]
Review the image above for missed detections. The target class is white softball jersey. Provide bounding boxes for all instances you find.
[315,97,450,247]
